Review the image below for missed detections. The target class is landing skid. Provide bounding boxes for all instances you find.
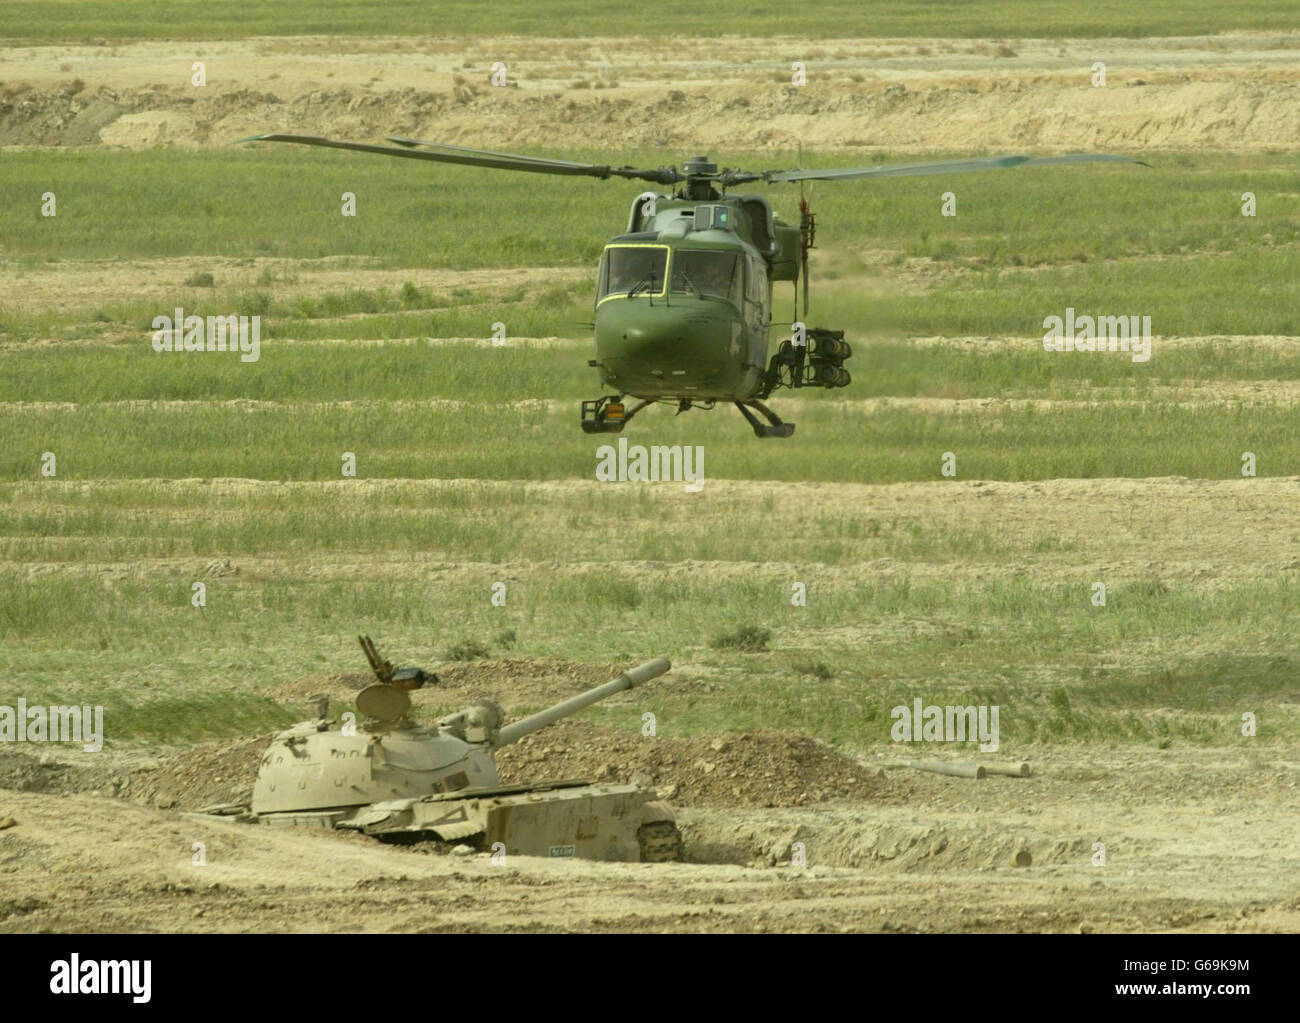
[582,394,795,438]
[735,400,795,438]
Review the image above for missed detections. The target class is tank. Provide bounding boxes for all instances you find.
[238,639,683,862]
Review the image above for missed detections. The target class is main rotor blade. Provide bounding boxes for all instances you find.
[391,138,681,183]
[386,135,599,169]
[239,133,679,184]
[753,152,1147,184]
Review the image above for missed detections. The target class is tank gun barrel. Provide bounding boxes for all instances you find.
[494,657,670,747]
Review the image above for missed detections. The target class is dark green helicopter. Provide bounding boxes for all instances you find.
[241,134,1141,437]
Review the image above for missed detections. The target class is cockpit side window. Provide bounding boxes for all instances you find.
[600,246,668,298]
[745,255,764,306]
[670,250,742,306]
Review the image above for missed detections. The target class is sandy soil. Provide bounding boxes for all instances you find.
[2,34,1299,151]
[1,736,1296,933]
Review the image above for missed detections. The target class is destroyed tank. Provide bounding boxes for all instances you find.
[240,639,683,862]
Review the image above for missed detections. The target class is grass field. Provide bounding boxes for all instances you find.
[4,149,1294,266]
[3,150,1297,343]
[4,0,1300,42]
[3,477,1295,746]
[1,116,1296,754]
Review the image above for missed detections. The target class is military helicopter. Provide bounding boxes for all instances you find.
[241,133,1141,437]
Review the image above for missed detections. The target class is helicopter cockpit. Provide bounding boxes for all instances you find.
[598,243,743,309]
[670,250,742,306]
[598,244,667,301]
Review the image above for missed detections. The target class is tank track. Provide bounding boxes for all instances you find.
[637,821,685,863]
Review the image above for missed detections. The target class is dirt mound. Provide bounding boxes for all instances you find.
[0,748,110,796]
[2,715,878,812]
[143,716,882,810]
[5,34,1300,154]
[3,72,1298,151]
[0,738,266,810]
[496,720,883,807]
[130,737,267,809]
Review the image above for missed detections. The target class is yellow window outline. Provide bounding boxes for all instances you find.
[596,243,671,306]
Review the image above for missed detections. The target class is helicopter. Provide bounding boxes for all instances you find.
[240,133,1142,437]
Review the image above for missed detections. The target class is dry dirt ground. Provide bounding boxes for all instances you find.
[2,34,1299,151]
[2,709,1297,933]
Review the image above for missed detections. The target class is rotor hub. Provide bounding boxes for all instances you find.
[682,155,717,177]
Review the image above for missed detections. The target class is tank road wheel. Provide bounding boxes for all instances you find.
[637,821,685,863]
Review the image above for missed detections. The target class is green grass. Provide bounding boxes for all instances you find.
[3,0,1298,41]
[93,694,298,743]
[1,142,1296,751]
[1,399,1295,482]
[3,150,1294,268]
[826,249,1300,339]
[0,148,614,266]
[4,335,1299,406]
[2,479,1295,747]
[0,563,1293,746]
[3,150,1296,345]
[0,479,1081,563]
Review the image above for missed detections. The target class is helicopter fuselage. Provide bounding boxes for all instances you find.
[591,193,800,404]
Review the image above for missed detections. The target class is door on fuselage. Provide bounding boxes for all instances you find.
[744,254,769,369]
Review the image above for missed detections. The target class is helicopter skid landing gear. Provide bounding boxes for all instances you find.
[581,395,652,434]
[735,400,795,439]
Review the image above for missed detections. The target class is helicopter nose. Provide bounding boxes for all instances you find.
[593,302,744,395]
[620,317,732,352]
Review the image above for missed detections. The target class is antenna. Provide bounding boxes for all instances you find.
[794,142,803,325]
[358,634,395,686]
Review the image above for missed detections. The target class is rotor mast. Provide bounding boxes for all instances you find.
[679,156,722,200]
